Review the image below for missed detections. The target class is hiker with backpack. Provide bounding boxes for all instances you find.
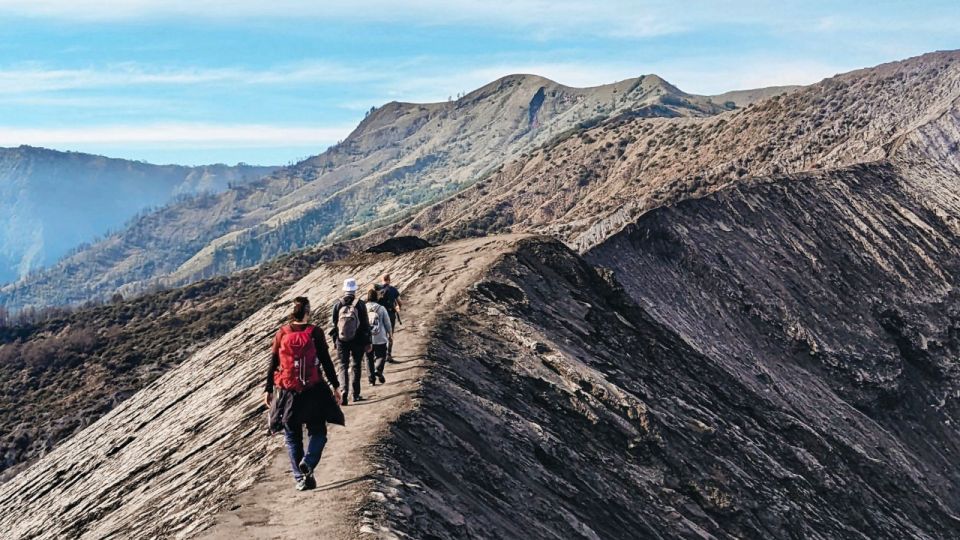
[330,278,372,406]
[376,274,402,362]
[364,287,393,386]
[263,296,344,491]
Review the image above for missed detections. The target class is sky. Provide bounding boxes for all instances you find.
[0,1,956,166]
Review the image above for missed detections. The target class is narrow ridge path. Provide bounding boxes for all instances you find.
[200,235,528,539]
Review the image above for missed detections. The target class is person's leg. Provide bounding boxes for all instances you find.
[350,345,364,399]
[336,343,350,404]
[387,311,397,360]
[365,347,376,384]
[283,424,305,481]
[303,421,328,471]
[374,343,387,382]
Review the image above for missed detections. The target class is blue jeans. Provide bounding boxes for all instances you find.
[283,421,327,480]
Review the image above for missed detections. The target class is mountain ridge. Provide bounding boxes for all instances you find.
[1,72,738,311]
[385,50,960,251]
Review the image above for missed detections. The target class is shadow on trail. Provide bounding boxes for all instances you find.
[316,474,373,492]
[349,389,417,406]
[384,365,421,374]
[388,354,426,365]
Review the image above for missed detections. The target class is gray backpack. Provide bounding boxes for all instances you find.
[337,297,361,342]
[368,304,383,337]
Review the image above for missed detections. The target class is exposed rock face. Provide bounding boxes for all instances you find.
[0,241,347,482]
[362,235,959,539]
[1,74,726,311]
[6,226,956,538]
[0,146,273,285]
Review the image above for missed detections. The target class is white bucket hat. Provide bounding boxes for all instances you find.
[343,278,358,292]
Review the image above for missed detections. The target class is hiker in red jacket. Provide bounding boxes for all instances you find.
[264,296,344,491]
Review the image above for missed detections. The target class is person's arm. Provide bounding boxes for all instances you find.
[312,327,339,389]
[329,301,340,342]
[395,288,402,311]
[381,306,392,337]
[263,331,281,405]
[358,300,372,347]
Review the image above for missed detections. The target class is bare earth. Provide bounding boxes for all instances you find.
[200,235,526,539]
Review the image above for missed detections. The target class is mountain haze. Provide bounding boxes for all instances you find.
[0,146,274,285]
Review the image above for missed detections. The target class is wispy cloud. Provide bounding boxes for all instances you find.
[0,122,355,149]
[0,1,681,38]
[0,61,379,94]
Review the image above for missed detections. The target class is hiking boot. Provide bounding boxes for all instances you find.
[296,477,309,491]
[368,377,377,386]
[298,459,313,478]
[354,395,366,402]
[340,396,349,406]
[304,475,317,490]
[377,373,385,384]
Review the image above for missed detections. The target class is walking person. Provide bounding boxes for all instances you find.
[264,296,345,491]
[330,278,372,406]
[365,287,392,386]
[377,274,402,362]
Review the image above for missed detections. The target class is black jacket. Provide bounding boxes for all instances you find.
[329,293,372,346]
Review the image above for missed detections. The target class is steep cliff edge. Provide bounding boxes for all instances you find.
[3,52,960,540]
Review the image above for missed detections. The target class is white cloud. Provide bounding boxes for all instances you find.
[0,122,355,149]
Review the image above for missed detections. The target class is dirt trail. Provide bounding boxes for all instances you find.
[200,235,528,539]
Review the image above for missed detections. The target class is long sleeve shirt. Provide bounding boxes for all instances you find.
[368,301,393,346]
[264,324,339,393]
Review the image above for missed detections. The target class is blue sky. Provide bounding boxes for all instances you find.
[0,1,956,166]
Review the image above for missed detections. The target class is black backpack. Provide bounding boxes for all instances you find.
[377,285,398,311]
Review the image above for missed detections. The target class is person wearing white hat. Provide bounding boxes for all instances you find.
[329,277,372,405]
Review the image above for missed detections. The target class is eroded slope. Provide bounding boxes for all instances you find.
[0,235,531,539]
[366,235,960,539]
[393,51,960,250]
